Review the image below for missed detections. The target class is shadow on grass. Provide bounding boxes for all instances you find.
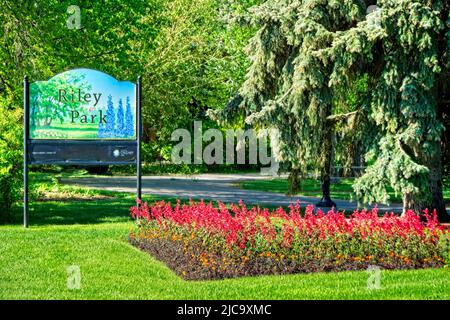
[8,197,289,227]
[6,191,305,227]
[8,194,234,226]
[9,198,135,226]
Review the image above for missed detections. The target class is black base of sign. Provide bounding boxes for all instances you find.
[29,140,138,165]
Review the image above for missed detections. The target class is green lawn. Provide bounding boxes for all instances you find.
[31,123,99,139]
[238,178,450,203]
[0,195,449,299]
[0,172,449,299]
[30,122,136,140]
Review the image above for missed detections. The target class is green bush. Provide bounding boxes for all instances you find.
[439,233,450,266]
[0,104,23,223]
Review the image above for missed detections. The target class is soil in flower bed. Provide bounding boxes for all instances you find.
[129,237,445,281]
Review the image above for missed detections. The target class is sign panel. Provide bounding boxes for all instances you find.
[29,68,136,140]
[23,70,142,227]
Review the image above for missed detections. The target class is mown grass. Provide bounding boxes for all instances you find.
[239,178,450,203]
[0,171,449,299]
[30,123,100,139]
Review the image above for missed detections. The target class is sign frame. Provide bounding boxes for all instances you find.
[23,72,142,228]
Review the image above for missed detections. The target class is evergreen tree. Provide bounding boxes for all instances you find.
[105,95,116,138]
[210,0,450,221]
[97,122,106,138]
[210,0,368,203]
[125,96,135,138]
[116,99,125,138]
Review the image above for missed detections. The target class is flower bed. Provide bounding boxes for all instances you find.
[129,200,449,280]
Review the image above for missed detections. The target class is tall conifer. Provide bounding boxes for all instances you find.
[210,0,450,221]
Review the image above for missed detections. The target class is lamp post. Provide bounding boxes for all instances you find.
[316,174,336,208]
[316,110,336,209]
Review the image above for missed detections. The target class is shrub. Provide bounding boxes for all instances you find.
[129,200,449,280]
[0,104,23,223]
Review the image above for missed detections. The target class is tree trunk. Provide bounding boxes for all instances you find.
[45,116,52,126]
[402,143,449,222]
[402,192,424,216]
[288,168,302,195]
[427,146,448,222]
[317,122,336,208]
[353,143,365,177]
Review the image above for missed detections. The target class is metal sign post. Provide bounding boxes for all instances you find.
[23,69,142,228]
[24,76,30,228]
[136,76,142,202]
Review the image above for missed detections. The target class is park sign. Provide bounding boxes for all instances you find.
[23,69,143,227]
[25,69,141,164]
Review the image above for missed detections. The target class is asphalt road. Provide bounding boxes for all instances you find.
[60,173,406,212]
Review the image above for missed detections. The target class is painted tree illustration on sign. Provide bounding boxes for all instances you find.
[30,73,91,129]
[125,96,134,138]
[104,95,116,138]
[116,98,125,137]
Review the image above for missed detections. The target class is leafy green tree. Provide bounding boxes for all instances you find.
[0,0,162,214]
[0,102,22,222]
[139,0,260,161]
[0,0,163,104]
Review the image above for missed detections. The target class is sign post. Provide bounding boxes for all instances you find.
[23,69,142,228]
[24,76,30,228]
[136,76,142,201]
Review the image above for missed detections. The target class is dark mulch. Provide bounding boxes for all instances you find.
[130,238,444,281]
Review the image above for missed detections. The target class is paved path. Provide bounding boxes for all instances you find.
[60,173,407,212]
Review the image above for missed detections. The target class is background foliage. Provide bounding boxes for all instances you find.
[0,0,449,220]
[0,101,22,222]
[0,0,259,218]
[210,0,450,220]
